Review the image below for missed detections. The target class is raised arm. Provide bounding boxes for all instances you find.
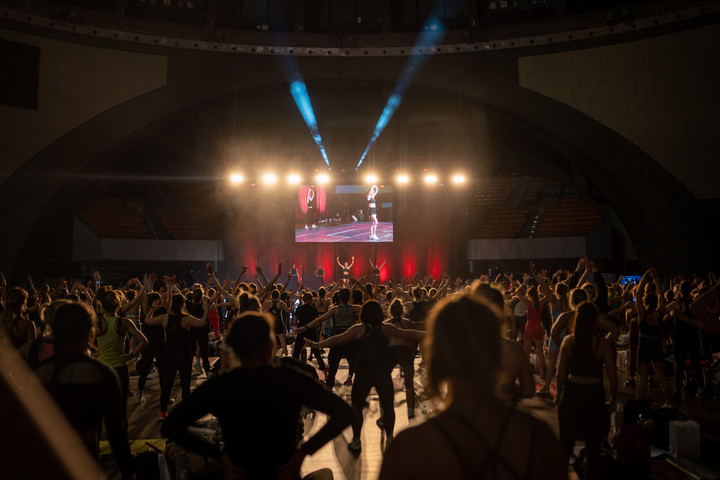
[257,264,282,302]
[690,282,720,331]
[336,257,343,268]
[635,269,653,318]
[120,318,148,359]
[231,266,249,297]
[369,259,375,269]
[121,276,147,314]
[211,274,234,303]
[348,256,355,268]
[183,298,210,328]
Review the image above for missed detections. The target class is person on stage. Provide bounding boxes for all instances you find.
[305,186,317,229]
[369,258,386,283]
[288,264,299,290]
[337,256,354,287]
[368,184,379,240]
[314,264,326,287]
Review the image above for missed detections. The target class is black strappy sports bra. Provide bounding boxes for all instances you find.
[429,407,537,479]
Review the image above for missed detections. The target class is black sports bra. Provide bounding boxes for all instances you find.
[429,408,536,480]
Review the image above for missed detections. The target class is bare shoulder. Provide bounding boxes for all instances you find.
[380,422,447,480]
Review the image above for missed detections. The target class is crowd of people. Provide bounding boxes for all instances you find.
[1,258,718,479]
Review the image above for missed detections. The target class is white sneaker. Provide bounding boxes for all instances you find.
[312,224,317,228]
[305,225,309,229]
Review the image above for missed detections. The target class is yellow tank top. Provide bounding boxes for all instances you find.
[97,315,126,368]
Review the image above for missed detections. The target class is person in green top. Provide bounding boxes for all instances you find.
[95,287,148,426]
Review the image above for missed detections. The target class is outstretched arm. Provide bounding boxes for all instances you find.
[336,257,343,268]
[310,323,364,348]
[348,256,355,268]
[298,306,337,332]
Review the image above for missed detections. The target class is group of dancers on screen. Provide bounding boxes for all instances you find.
[304,184,381,241]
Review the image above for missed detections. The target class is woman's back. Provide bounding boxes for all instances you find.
[380,399,565,480]
[34,352,134,477]
[165,313,190,356]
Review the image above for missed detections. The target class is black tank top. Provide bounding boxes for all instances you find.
[568,336,603,379]
[356,323,390,373]
[165,313,190,357]
[269,300,284,321]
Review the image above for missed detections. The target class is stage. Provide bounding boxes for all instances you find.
[295,222,393,243]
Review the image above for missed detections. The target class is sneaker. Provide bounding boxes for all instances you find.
[127,390,136,398]
[158,412,167,420]
[347,439,362,453]
[536,388,550,397]
[312,224,317,228]
[343,377,353,386]
[305,225,309,229]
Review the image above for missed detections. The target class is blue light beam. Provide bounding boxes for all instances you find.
[290,80,330,169]
[356,16,446,170]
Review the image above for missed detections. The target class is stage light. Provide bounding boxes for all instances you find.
[452,174,466,184]
[290,81,330,168]
[287,173,301,185]
[316,173,330,184]
[365,174,378,184]
[229,173,244,184]
[355,12,447,170]
[262,173,278,185]
[396,174,410,184]
[424,174,438,184]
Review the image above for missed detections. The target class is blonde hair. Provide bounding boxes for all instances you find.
[424,295,501,401]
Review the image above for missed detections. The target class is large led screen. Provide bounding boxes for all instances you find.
[295,184,393,242]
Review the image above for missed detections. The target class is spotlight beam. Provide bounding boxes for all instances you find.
[290,81,330,169]
[355,12,447,170]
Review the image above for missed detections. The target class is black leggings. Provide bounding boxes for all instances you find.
[114,365,130,428]
[161,353,192,413]
[292,332,326,370]
[351,370,395,438]
[137,342,165,392]
[189,328,211,374]
[558,382,608,480]
[326,343,356,385]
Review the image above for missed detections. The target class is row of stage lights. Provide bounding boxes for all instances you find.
[228,172,468,186]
